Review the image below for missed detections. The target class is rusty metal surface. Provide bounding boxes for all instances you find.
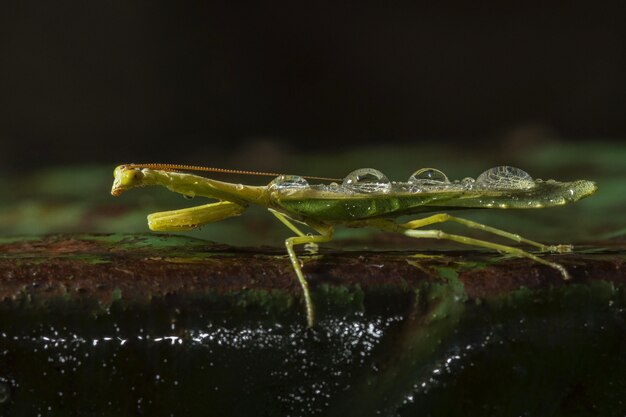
[1,234,624,311]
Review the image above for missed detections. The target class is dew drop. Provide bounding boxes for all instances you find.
[342,168,391,193]
[408,168,450,184]
[269,175,310,190]
[475,166,535,189]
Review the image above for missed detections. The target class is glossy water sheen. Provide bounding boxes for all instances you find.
[274,166,543,196]
[475,166,535,189]
[1,280,624,416]
[269,175,310,190]
[342,168,391,193]
[408,168,450,184]
[270,167,587,200]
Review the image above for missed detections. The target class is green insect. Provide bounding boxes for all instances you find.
[111,163,597,327]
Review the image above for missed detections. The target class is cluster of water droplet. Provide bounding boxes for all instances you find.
[269,166,538,194]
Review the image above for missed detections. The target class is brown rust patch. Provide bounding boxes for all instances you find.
[1,234,625,307]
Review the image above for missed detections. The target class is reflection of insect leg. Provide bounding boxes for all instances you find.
[269,210,334,327]
[400,213,571,253]
[398,224,570,280]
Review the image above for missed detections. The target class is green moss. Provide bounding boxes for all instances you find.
[486,280,618,312]
[230,289,293,315]
[72,254,111,265]
[78,233,210,250]
[314,283,365,313]
[433,266,468,303]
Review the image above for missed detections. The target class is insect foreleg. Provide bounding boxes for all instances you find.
[402,228,570,280]
[400,214,572,253]
[270,210,334,327]
[268,208,320,254]
[147,201,246,231]
[268,208,309,237]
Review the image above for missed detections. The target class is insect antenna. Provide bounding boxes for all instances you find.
[125,163,341,182]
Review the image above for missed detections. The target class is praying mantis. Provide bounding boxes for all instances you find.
[111,163,597,327]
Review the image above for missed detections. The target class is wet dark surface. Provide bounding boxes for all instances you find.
[0,234,625,416]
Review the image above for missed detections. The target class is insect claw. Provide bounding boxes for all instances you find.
[544,244,573,253]
[556,244,573,253]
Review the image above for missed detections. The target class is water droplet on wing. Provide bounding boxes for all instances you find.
[269,175,310,190]
[408,168,450,184]
[476,166,535,189]
[342,168,391,193]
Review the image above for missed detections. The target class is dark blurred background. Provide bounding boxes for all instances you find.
[1,1,625,171]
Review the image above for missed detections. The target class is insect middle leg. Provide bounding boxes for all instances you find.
[400,213,572,253]
[269,210,334,327]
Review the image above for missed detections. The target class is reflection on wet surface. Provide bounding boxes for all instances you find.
[1,280,626,417]
[0,314,404,416]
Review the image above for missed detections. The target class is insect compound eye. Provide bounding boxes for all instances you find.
[113,165,126,178]
[342,168,391,193]
[476,166,535,189]
[268,175,310,190]
[408,168,450,184]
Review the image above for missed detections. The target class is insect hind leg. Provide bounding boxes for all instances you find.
[403,228,570,280]
[400,213,572,253]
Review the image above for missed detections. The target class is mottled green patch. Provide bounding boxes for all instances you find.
[314,283,365,313]
[78,233,211,250]
[71,254,111,265]
[1,253,110,265]
[160,256,212,264]
[231,289,294,316]
[486,279,618,312]
[398,269,469,334]
[433,266,468,303]
[0,236,40,245]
